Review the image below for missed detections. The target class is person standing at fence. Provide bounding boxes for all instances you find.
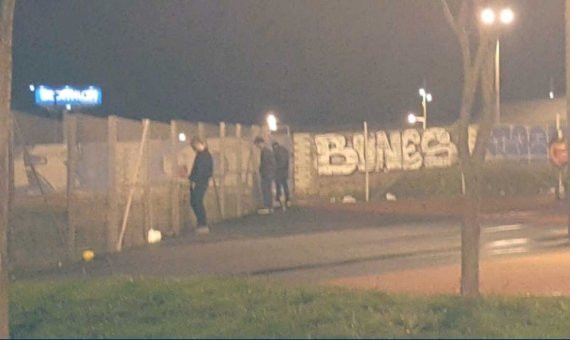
[272,141,291,209]
[189,137,213,234]
[254,137,276,214]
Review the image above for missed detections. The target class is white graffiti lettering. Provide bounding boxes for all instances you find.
[314,127,458,176]
[402,129,422,170]
[377,131,403,171]
[314,134,359,175]
[422,128,457,168]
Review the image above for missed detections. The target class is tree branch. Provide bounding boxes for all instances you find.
[441,0,461,40]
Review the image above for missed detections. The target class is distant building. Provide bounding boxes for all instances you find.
[501,98,566,125]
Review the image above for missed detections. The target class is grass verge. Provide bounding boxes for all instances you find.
[10,277,570,338]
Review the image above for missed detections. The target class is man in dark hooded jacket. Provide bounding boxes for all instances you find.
[272,141,291,208]
[254,136,276,214]
[189,137,213,234]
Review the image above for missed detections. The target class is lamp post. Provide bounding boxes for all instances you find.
[407,112,426,130]
[408,81,431,130]
[266,112,278,134]
[480,7,514,123]
[418,86,432,130]
[265,111,291,136]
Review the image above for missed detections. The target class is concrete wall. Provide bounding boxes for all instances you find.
[293,123,561,200]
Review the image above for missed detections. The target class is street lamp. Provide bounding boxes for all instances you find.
[480,7,515,123]
[266,112,278,132]
[407,112,426,130]
[416,81,432,130]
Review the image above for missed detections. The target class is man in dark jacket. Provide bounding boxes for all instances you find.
[272,141,291,208]
[189,137,213,234]
[254,136,276,214]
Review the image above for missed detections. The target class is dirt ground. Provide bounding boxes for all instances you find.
[329,250,570,296]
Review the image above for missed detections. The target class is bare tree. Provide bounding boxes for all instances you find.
[441,0,496,297]
[0,0,15,336]
[566,0,570,243]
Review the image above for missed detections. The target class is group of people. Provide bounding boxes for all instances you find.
[186,135,291,234]
[253,136,291,215]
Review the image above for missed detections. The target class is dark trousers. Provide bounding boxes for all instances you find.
[191,181,208,226]
[261,176,274,209]
[275,177,290,202]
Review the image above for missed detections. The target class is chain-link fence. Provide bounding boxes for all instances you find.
[9,112,278,271]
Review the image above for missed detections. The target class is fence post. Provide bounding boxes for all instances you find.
[142,119,152,242]
[64,113,77,260]
[7,114,13,216]
[363,121,369,202]
[170,120,181,235]
[251,125,262,208]
[219,122,226,219]
[198,122,205,141]
[236,124,243,217]
[107,115,119,253]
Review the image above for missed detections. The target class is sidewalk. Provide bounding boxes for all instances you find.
[329,250,570,296]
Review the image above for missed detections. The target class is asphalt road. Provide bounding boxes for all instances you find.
[21,206,570,283]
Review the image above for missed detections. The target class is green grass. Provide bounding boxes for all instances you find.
[386,162,558,199]
[9,277,570,338]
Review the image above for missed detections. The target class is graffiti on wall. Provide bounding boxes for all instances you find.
[315,128,457,175]
[486,125,558,159]
[314,124,562,176]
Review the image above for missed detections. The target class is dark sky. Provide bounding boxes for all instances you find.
[12,0,565,128]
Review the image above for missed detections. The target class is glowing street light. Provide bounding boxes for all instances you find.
[481,8,496,25]
[407,112,426,130]
[266,112,278,132]
[500,8,514,24]
[416,80,432,129]
[479,7,515,123]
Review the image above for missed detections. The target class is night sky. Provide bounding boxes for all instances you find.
[12,0,565,128]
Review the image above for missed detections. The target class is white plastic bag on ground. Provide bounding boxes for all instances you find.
[342,195,356,203]
[148,228,162,244]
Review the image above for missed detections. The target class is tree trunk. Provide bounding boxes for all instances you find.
[0,0,15,337]
[565,0,570,238]
[460,165,482,297]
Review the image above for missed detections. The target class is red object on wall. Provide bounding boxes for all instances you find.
[549,139,568,168]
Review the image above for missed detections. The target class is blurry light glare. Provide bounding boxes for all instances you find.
[550,91,554,99]
[407,113,417,125]
[426,93,433,102]
[481,8,496,25]
[178,132,187,142]
[419,88,426,97]
[500,8,514,24]
[65,104,71,110]
[266,113,278,132]
[29,84,35,92]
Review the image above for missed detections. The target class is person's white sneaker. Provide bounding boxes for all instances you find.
[257,208,273,215]
[195,226,210,235]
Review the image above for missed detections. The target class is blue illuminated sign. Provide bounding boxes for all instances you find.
[34,85,102,107]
